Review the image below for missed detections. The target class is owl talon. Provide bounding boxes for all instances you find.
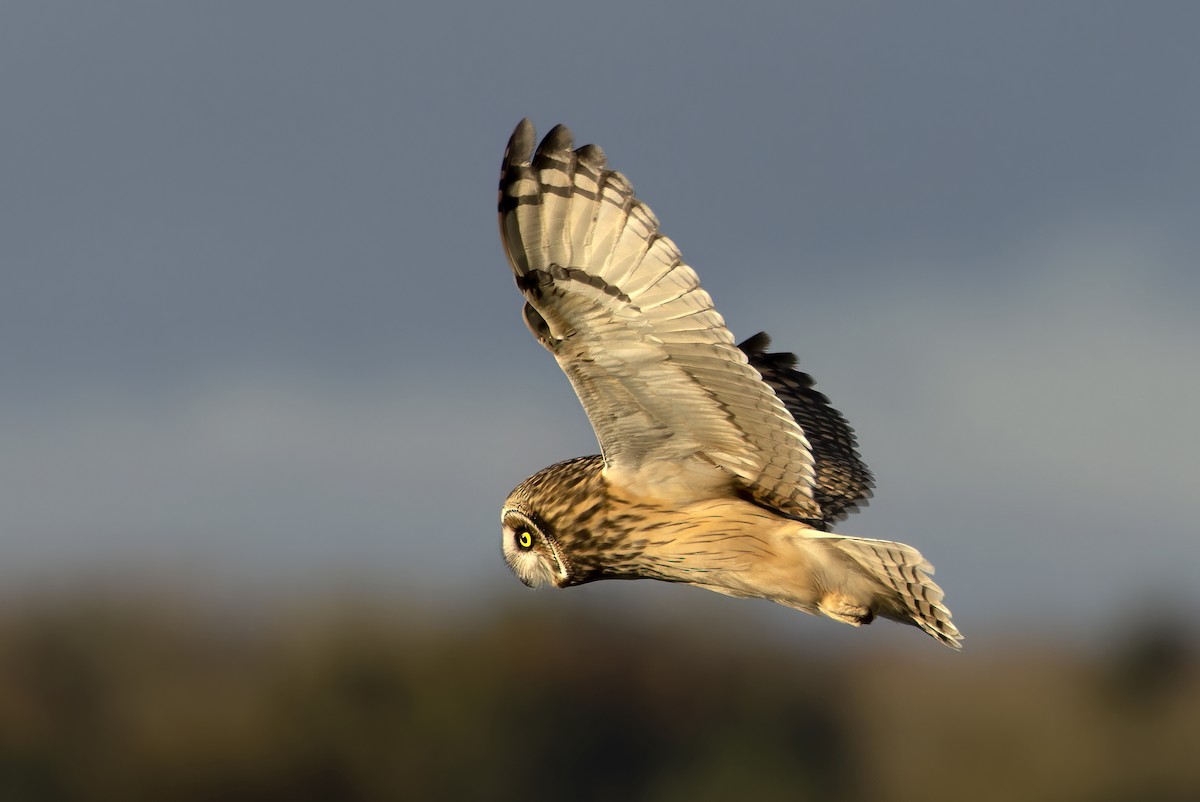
[819,593,875,626]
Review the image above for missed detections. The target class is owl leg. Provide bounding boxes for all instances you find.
[818,592,875,627]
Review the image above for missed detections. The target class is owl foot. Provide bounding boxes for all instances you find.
[818,593,875,626]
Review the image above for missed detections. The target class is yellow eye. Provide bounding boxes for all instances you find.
[517,530,533,550]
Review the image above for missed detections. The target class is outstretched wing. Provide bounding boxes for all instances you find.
[739,332,873,528]
[498,120,821,520]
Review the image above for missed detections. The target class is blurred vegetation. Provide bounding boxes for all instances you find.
[0,589,1197,802]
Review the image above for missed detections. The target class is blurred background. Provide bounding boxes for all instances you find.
[2,2,1198,800]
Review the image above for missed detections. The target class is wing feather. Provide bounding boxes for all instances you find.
[499,120,822,519]
[739,332,874,527]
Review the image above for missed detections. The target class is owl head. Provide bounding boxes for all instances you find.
[501,506,570,587]
[500,455,611,588]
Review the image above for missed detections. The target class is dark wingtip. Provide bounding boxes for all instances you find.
[504,119,536,168]
[739,331,798,368]
[738,331,772,354]
[575,143,607,170]
[741,330,800,370]
[538,123,575,157]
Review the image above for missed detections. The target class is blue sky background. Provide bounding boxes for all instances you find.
[3,2,1197,646]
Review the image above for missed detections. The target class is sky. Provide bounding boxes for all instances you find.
[2,2,1197,645]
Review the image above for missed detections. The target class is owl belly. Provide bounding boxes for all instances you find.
[633,498,882,622]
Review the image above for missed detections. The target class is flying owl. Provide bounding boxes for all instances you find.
[497,120,960,648]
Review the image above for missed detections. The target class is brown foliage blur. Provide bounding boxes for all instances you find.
[0,591,1197,802]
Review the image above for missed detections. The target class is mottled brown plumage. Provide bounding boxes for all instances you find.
[497,120,960,648]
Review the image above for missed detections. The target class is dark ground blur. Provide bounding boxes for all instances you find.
[0,588,1197,802]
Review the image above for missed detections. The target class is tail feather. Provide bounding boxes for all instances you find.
[831,535,962,649]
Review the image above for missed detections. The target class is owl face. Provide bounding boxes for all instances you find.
[501,507,570,588]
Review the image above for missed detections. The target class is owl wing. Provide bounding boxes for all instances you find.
[498,120,821,520]
[738,332,874,528]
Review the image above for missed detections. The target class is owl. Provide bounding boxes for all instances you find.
[497,120,960,648]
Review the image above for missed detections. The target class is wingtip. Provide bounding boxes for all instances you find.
[576,143,607,170]
[508,121,610,173]
[538,123,575,157]
[739,331,799,371]
[738,331,772,354]
[504,119,536,168]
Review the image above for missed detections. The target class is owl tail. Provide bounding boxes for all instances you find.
[828,535,963,649]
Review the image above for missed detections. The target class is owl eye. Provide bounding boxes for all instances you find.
[516,530,534,550]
